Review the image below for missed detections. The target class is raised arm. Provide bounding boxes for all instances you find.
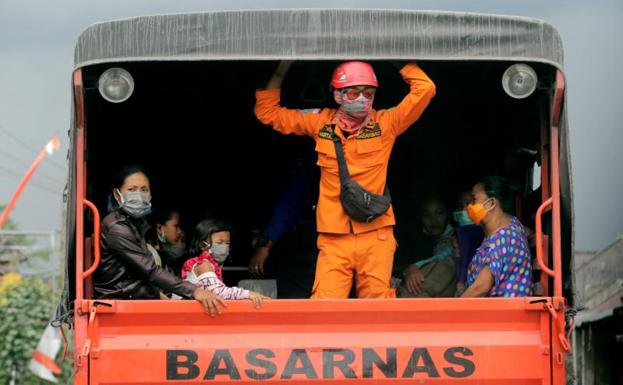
[383,62,436,137]
[265,60,293,90]
[254,60,329,137]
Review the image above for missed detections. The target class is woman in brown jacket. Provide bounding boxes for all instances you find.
[93,165,225,316]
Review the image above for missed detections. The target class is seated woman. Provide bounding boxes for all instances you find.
[452,190,485,295]
[462,176,532,297]
[178,219,268,306]
[396,197,458,298]
[94,165,224,315]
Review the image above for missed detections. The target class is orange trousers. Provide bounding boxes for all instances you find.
[311,226,396,299]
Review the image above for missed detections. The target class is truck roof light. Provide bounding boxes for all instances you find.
[98,67,134,103]
[502,64,538,99]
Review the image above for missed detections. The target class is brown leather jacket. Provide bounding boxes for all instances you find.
[94,210,196,299]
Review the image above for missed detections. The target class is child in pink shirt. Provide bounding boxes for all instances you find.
[178,219,268,306]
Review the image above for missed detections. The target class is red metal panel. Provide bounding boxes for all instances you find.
[549,70,568,385]
[86,299,553,384]
[72,68,90,385]
[74,68,85,302]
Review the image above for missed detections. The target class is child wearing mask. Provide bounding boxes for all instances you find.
[175,219,268,306]
[152,208,187,276]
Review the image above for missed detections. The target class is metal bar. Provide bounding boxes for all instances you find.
[73,69,85,301]
[535,197,555,277]
[550,70,565,299]
[540,101,551,201]
[82,199,101,279]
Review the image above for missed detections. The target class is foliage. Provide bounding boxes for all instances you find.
[0,274,73,385]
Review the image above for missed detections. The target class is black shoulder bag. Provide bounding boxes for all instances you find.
[331,130,391,223]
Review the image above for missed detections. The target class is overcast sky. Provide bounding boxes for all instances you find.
[0,0,622,252]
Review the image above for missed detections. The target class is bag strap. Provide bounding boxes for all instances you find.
[330,128,352,186]
[329,125,391,197]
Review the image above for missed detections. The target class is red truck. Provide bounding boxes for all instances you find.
[57,9,575,384]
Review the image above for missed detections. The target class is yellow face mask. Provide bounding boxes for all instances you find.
[466,198,495,225]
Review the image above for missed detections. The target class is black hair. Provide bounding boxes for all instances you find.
[113,165,149,189]
[417,194,450,216]
[187,219,231,258]
[420,196,448,211]
[146,208,181,244]
[152,208,179,226]
[477,176,512,212]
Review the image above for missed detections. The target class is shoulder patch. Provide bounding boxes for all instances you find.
[318,124,334,140]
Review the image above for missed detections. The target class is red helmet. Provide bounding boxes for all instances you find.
[330,61,378,89]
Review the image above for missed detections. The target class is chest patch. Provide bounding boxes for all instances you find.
[356,123,382,140]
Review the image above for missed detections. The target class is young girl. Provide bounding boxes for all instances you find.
[179,219,268,306]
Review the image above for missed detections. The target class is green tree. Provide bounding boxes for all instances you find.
[0,275,73,385]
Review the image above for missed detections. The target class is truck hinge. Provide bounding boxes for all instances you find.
[77,340,91,368]
[546,299,573,354]
[77,305,97,367]
[76,301,114,367]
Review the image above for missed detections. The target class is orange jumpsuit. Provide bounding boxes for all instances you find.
[255,63,436,298]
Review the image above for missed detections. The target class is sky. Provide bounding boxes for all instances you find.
[0,0,622,252]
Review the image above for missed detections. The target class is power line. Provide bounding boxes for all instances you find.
[0,165,61,195]
[0,168,60,194]
[0,125,67,172]
[0,149,64,185]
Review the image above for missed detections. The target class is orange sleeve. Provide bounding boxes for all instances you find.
[254,88,327,137]
[381,63,436,137]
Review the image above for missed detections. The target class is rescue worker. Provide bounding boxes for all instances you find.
[255,60,436,298]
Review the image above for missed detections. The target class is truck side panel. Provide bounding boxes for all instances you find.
[79,298,554,384]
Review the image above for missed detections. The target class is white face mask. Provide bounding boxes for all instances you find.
[209,244,230,263]
[201,241,230,263]
[115,189,152,218]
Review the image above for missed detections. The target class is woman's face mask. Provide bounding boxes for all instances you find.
[466,198,495,225]
[115,189,152,218]
[453,210,474,226]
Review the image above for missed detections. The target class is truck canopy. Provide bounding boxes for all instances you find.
[74,9,564,68]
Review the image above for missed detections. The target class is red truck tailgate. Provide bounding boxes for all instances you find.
[79,298,555,384]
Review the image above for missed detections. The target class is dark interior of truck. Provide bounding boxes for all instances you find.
[80,60,557,292]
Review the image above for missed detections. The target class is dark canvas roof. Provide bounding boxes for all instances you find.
[74,9,564,69]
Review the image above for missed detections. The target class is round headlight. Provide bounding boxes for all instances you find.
[98,67,134,103]
[502,64,538,99]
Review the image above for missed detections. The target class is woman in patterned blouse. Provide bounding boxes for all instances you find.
[461,176,532,298]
